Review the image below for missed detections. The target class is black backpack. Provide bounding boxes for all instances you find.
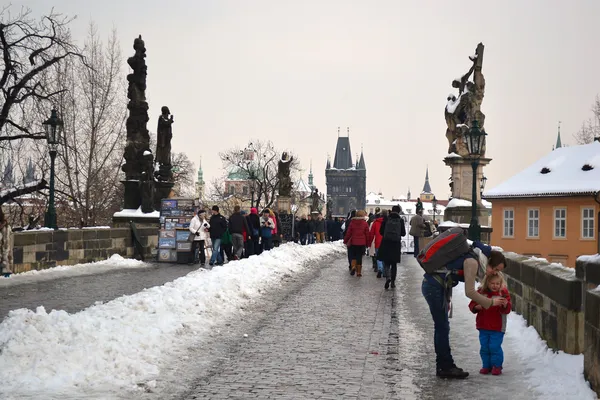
[383,216,405,241]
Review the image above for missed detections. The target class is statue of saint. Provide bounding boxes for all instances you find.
[278,152,293,197]
[444,43,487,157]
[311,188,320,212]
[156,106,173,166]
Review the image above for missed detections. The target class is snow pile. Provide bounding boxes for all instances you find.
[446,198,472,208]
[113,206,160,219]
[504,315,595,398]
[0,254,148,287]
[579,254,600,264]
[0,242,345,396]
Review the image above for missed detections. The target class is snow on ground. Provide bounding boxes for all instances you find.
[0,242,346,398]
[0,254,149,287]
[453,282,596,399]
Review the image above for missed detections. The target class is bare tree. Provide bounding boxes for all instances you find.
[171,151,195,197]
[0,7,79,143]
[212,140,300,210]
[574,95,600,145]
[0,7,79,217]
[34,22,126,227]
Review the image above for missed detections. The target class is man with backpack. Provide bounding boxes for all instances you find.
[377,205,406,289]
[417,227,508,379]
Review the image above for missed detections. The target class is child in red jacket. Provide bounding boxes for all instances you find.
[468,272,512,376]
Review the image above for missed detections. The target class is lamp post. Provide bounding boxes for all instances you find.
[465,120,487,241]
[432,196,438,223]
[291,203,299,241]
[42,108,64,229]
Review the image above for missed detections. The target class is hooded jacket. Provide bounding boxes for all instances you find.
[368,216,384,249]
[468,288,512,332]
[343,217,369,247]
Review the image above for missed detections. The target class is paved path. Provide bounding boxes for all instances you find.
[0,263,197,320]
[181,255,535,400]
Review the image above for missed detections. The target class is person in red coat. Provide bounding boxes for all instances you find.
[343,210,369,277]
[368,211,386,278]
[468,273,512,376]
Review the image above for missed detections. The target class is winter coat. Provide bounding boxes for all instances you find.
[229,212,250,236]
[0,222,13,275]
[260,216,275,238]
[313,218,326,233]
[377,213,406,264]
[297,218,310,235]
[409,214,425,237]
[469,288,512,332]
[189,215,210,241]
[247,211,261,237]
[209,213,228,239]
[343,217,369,247]
[368,217,384,250]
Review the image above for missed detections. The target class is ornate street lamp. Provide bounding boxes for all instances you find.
[465,120,487,241]
[42,108,64,229]
[432,196,438,223]
[480,175,488,196]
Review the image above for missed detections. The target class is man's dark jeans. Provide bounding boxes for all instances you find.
[421,278,454,370]
[413,235,420,257]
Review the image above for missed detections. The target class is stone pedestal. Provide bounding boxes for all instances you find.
[154,181,175,211]
[278,196,291,214]
[122,180,141,209]
[443,155,492,227]
[444,156,491,203]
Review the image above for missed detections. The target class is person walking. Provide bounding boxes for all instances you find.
[260,209,276,251]
[343,210,369,277]
[378,205,406,289]
[314,213,326,243]
[229,205,250,260]
[188,209,210,265]
[248,207,261,256]
[410,209,426,257]
[208,206,227,266]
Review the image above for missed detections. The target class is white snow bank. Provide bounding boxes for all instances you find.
[579,254,600,264]
[113,206,160,219]
[0,242,346,397]
[446,198,472,208]
[0,254,148,287]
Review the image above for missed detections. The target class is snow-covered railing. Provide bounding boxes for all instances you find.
[503,251,600,396]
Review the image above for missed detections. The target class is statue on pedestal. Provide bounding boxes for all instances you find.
[155,106,174,182]
[311,188,320,213]
[444,42,487,157]
[278,152,293,197]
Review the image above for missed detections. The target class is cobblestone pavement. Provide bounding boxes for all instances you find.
[0,263,197,320]
[180,255,538,400]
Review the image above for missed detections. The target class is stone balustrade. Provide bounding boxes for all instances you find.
[11,227,158,273]
[503,251,600,395]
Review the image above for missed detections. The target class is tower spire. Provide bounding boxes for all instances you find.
[555,121,562,150]
[308,159,314,189]
[421,166,432,194]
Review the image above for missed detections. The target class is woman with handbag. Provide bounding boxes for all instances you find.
[189,209,210,265]
[0,209,13,277]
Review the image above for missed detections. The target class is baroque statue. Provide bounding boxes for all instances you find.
[444,42,487,158]
[278,152,293,197]
[154,106,174,183]
[311,188,320,213]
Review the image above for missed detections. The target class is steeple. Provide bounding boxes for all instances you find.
[555,121,562,150]
[421,166,432,194]
[326,154,331,170]
[23,158,36,184]
[197,157,204,185]
[308,159,314,189]
[407,187,411,201]
[357,145,366,170]
[2,159,14,187]
[333,127,353,169]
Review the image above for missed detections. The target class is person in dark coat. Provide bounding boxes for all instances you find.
[297,215,311,245]
[343,210,356,270]
[247,208,261,255]
[378,205,406,289]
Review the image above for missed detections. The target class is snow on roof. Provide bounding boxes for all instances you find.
[295,178,312,194]
[446,198,472,208]
[445,152,462,158]
[485,142,600,198]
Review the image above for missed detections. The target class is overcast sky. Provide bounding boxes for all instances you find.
[14,0,600,200]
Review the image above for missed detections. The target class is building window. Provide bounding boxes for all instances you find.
[503,209,514,237]
[229,185,235,195]
[582,208,595,239]
[243,186,249,195]
[527,209,539,238]
[554,208,567,238]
